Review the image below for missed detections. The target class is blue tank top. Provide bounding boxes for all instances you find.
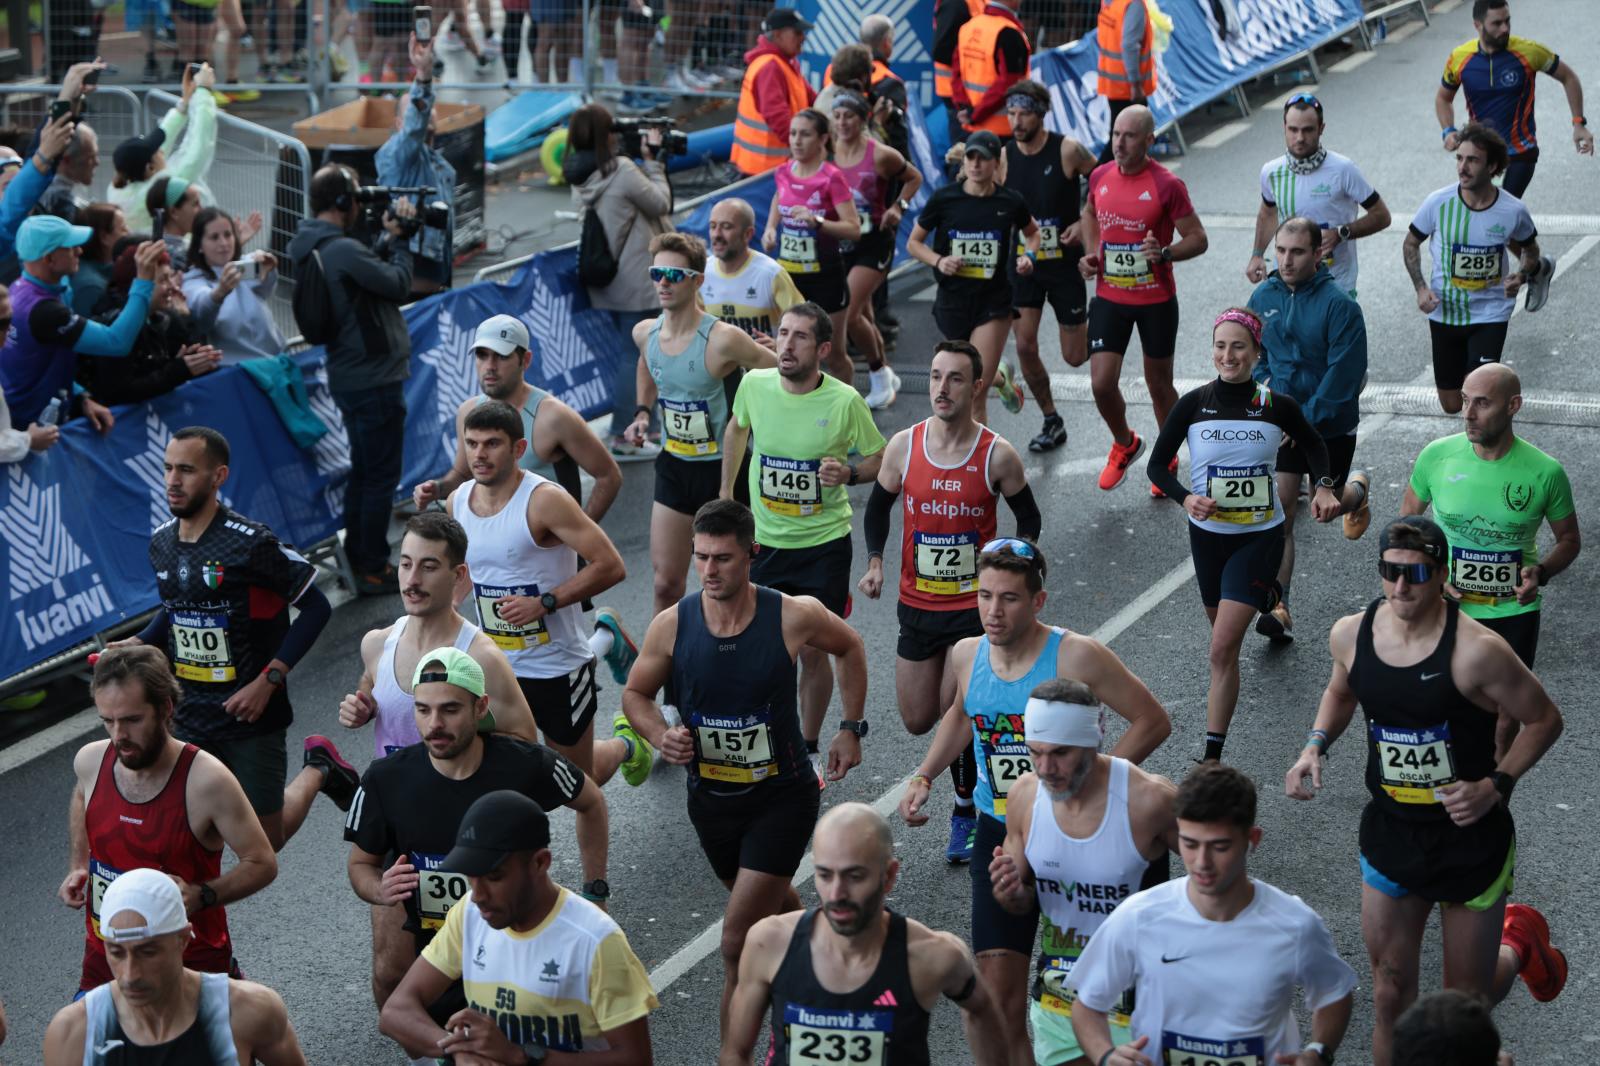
[646,312,730,463]
[671,585,807,796]
[966,628,1065,820]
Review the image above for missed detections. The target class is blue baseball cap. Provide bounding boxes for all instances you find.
[16,214,93,261]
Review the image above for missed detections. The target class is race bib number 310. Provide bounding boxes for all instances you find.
[785,1003,891,1066]
[1371,721,1457,804]
[1161,1032,1265,1066]
[172,610,236,683]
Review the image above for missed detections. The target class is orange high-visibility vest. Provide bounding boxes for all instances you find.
[823,59,899,89]
[935,0,987,99]
[1097,0,1156,100]
[732,53,813,175]
[956,11,1031,134]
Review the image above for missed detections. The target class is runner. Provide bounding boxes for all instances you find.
[1248,217,1374,644]
[1001,80,1098,453]
[113,426,357,852]
[1285,516,1567,1065]
[1070,765,1357,1066]
[380,791,657,1061]
[1147,307,1338,762]
[762,108,862,384]
[858,340,1039,863]
[988,679,1179,1066]
[344,647,610,1015]
[907,129,1039,425]
[622,499,870,1039]
[45,868,306,1065]
[703,197,804,347]
[1077,104,1209,496]
[1401,363,1579,755]
[1247,93,1392,298]
[830,89,923,409]
[722,303,886,783]
[897,541,1170,1065]
[61,647,277,995]
[1435,0,1592,199]
[721,802,1009,1066]
[1402,122,1551,415]
[625,233,775,627]
[445,401,653,788]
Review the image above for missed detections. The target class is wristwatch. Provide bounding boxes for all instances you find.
[262,666,286,687]
[897,197,912,212]
[1304,1042,1333,1064]
[1316,476,1337,490]
[839,720,869,738]
[847,462,859,486]
[1158,245,1173,263]
[539,591,560,612]
[1492,770,1516,803]
[581,878,611,902]
[521,1045,548,1064]
[199,882,218,910]
[1336,224,1352,241]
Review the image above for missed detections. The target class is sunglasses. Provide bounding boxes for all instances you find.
[649,266,701,284]
[1378,561,1436,584]
[1284,92,1323,114]
[981,537,1039,560]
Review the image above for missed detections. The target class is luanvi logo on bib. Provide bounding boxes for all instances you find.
[1,465,116,652]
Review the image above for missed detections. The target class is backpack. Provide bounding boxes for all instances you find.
[291,233,342,345]
[577,206,620,289]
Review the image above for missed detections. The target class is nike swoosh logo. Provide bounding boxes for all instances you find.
[1421,672,1443,681]
[1160,954,1191,963]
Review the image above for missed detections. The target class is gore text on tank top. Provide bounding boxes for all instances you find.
[898,420,999,612]
[82,745,230,990]
[1003,133,1081,262]
[966,628,1065,820]
[1349,597,1497,822]
[81,971,239,1065]
[1026,757,1143,1024]
[766,909,932,1066]
[370,613,484,758]
[671,586,806,796]
[646,312,729,462]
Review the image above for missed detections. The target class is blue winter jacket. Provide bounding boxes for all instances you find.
[1247,266,1368,438]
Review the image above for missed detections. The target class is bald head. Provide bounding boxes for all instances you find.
[1114,104,1156,138]
[711,198,756,231]
[709,198,758,262]
[1463,362,1521,401]
[815,802,894,870]
[1110,104,1156,169]
[1461,362,1522,446]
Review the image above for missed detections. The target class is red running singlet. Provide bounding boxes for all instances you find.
[899,419,1000,612]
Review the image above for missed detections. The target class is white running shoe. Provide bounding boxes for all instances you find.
[865,367,898,409]
[439,29,466,51]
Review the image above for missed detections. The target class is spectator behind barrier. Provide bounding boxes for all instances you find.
[0,112,78,283]
[0,281,60,462]
[0,216,165,432]
[287,163,416,595]
[36,121,97,223]
[564,101,673,459]
[184,206,286,365]
[108,63,218,235]
[146,176,205,272]
[376,32,456,297]
[77,247,221,406]
[72,202,128,317]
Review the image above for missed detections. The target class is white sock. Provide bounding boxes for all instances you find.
[589,628,614,659]
[954,795,975,809]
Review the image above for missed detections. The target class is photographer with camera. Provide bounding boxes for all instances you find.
[564,102,675,461]
[288,164,417,596]
[376,32,457,297]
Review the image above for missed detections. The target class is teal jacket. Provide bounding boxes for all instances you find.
[1247,266,1368,438]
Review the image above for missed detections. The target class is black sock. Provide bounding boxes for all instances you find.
[1204,732,1227,762]
[805,738,819,755]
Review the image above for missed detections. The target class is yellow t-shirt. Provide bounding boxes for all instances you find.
[701,250,804,338]
[422,888,658,1051]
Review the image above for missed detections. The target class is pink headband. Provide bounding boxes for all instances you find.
[1214,309,1262,346]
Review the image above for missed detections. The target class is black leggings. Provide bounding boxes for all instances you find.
[501,11,528,72]
[1501,151,1537,199]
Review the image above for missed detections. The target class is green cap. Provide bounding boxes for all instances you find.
[412,647,486,698]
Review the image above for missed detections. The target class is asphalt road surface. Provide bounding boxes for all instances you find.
[3,2,1597,1061]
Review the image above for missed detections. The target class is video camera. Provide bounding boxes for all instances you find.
[354,184,449,237]
[615,117,689,160]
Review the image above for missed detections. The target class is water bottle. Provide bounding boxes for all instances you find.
[38,393,64,427]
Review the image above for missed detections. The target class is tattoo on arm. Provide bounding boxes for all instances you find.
[1402,239,1426,288]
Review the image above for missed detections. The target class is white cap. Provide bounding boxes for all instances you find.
[99,867,191,944]
[473,314,530,356]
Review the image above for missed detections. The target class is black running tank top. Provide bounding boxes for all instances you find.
[767,909,932,1066]
[1349,597,1497,823]
[672,585,806,796]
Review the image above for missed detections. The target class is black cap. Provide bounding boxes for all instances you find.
[765,7,814,33]
[112,128,167,179]
[964,130,1003,159]
[442,791,551,876]
[1377,515,1448,562]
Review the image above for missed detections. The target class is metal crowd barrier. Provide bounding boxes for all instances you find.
[0,85,147,197]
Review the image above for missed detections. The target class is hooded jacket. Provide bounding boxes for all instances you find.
[564,149,673,312]
[286,218,412,393]
[1248,265,1368,438]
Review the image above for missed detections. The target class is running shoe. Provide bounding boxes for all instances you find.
[593,606,638,686]
[609,437,660,462]
[1097,433,1144,490]
[663,69,704,94]
[1523,255,1555,313]
[1150,456,1178,498]
[439,29,466,51]
[864,367,897,409]
[811,751,828,791]
[1342,470,1371,540]
[303,735,360,811]
[612,715,654,786]
[142,55,161,84]
[1028,413,1067,453]
[228,88,262,103]
[1255,601,1294,643]
[353,564,399,597]
[1503,902,1567,1002]
[994,357,1024,414]
[945,809,977,864]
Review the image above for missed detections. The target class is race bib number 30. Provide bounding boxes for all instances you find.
[474,583,550,650]
[661,397,717,457]
[784,1003,891,1066]
[692,710,777,783]
[1162,1032,1265,1066]
[760,456,824,516]
[982,734,1032,817]
[1371,722,1457,804]
[1451,546,1520,603]
[414,852,469,930]
[951,229,1003,279]
[913,530,980,595]
[172,610,235,683]
[1206,464,1274,524]
[1449,243,1502,290]
[1102,241,1154,288]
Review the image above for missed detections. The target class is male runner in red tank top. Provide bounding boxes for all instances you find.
[59,646,278,993]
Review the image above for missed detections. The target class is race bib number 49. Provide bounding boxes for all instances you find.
[172,610,235,683]
[1206,464,1274,524]
[1162,1033,1264,1066]
[1371,722,1457,804]
[1449,243,1502,290]
[785,1003,891,1066]
[913,530,980,595]
[474,583,550,650]
[414,852,469,930]
[1102,241,1154,288]
[661,397,717,457]
[1451,546,1520,603]
[760,456,824,516]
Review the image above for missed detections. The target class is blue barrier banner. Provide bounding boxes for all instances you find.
[1031,0,1364,153]
[798,0,938,110]
[0,365,349,680]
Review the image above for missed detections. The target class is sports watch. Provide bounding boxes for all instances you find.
[581,878,611,902]
[897,197,912,212]
[1158,245,1173,263]
[521,1045,549,1064]
[1336,224,1352,241]
[1316,477,1337,490]
[199,882,218,909]
[1303,1041,1333,1064]
[839,720,869,738]
[263,666,286,687]
[539,591,560,612]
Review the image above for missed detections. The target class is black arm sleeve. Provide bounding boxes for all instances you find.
[1277,395,1331,487]
[1004,485,1041,542]
[863,481,898,559]
[135,609,171,648]
[273,583,331,668]
[1146,391,1199,502]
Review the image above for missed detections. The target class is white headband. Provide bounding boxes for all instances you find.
[1024,697,1103,748]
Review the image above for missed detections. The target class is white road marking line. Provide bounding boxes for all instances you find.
[0,708,100,777]
[1387,21,1425,42]
[1433,0,1462,12]
[1193,121,1252,150]
[911,282,938,302]
[1328,51,1376,75]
